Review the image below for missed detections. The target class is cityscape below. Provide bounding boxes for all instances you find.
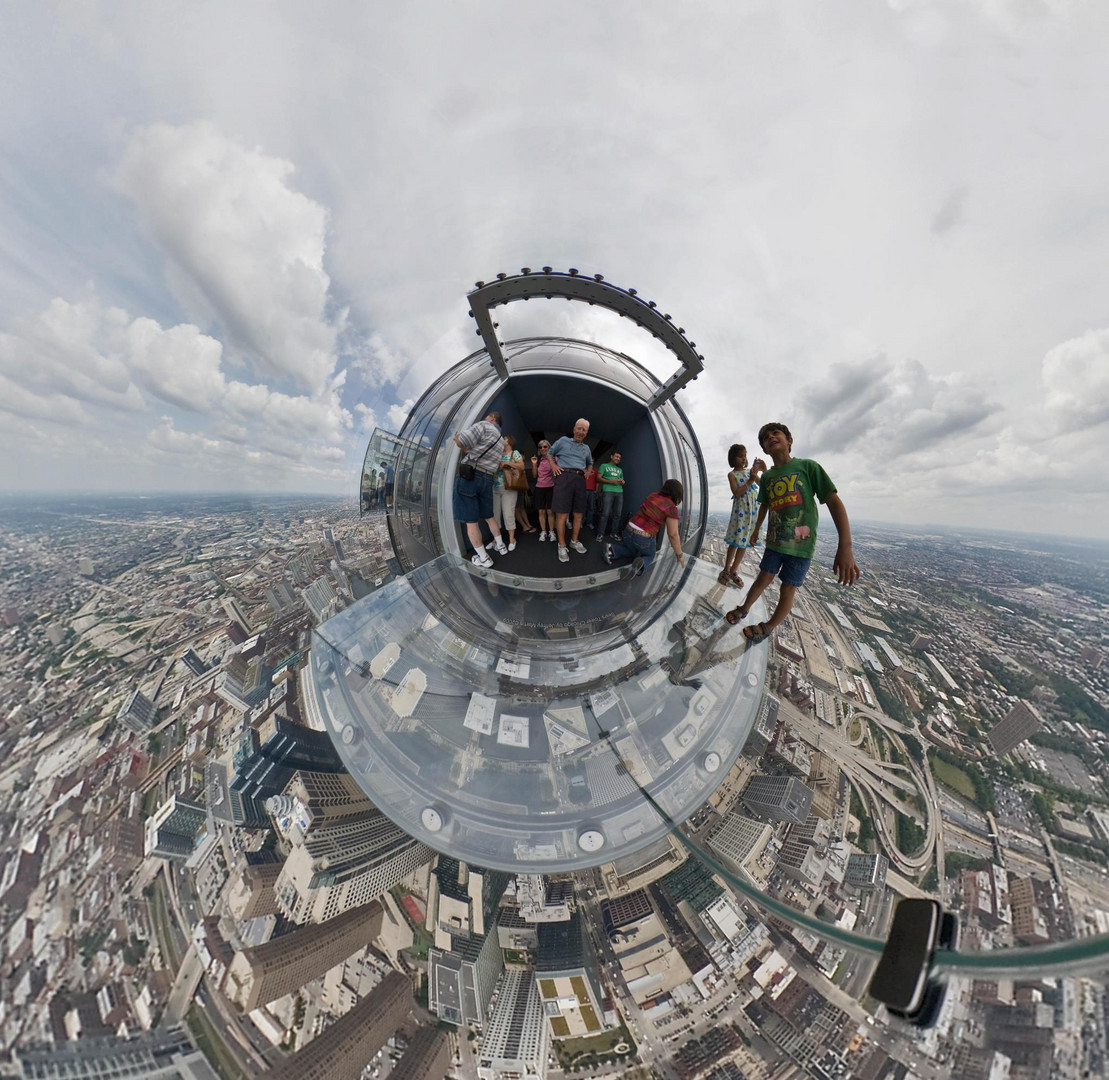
[1,493,1107,1080]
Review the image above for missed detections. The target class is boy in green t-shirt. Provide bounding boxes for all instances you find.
[725,422,859,642]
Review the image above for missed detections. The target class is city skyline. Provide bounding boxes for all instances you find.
[2,5,1109,536]
[2,492,1108,1078]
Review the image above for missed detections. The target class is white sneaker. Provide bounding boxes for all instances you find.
[508,541,516,552]
[471,552,493,569]
[494,540,508,555]
[570,540,587,555]
[539,531,548,541]
[558,545,569,563]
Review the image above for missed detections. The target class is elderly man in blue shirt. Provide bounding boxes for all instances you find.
[548,418,594,564]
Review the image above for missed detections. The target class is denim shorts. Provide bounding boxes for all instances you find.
[760,548,812,588]
[453,470,495,523]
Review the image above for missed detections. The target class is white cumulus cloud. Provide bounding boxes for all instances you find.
[115,121,344,395]
[1042,328,1109,431]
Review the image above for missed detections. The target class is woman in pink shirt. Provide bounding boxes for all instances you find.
[530,440,556,541]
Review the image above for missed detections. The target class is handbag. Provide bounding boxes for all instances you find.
[503,460,529,491]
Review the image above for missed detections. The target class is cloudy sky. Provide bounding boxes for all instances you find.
[2,1,1108,538]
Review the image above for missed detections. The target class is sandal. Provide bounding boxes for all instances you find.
[729,574,744,588]
[718,571,730,586]
[743,622,770,642]
[724,606,748,626]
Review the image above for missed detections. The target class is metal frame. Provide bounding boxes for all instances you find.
[468,268,704,411]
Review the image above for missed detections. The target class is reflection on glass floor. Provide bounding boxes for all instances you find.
[307,554,769,872]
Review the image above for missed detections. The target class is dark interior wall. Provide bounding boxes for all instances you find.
[614,412,663,518]
[480,387,530,458]
[484,374,662,493]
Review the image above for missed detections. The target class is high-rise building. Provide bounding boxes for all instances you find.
[144,796,207,861]
[206,760,267,828]
[102,816,145,875]
[961,865,1012,930]
[267,770,432,924]
[12,1027,214,1080]
[117,689,158,734]
[0,835,45,910]
[302,576,340,624]
[265,580,301,614]
[741,774,814,825]
[181,648,210,677]
[478,970,550,1080]
[987,701,1043,756]
[262,970,411,1080]
[428,932,504,1028]
[1009,875,1052,945]
[390,1025,451,1080]
[226,858,282,921]
[536,911,605,1038]
[230,714,344,800]
[844,852,889,891]
[222,596,254,635]
[426,857,509,1026]
[223,901,383,1011]
[706,812,776,889]
[745,695,780,758]
[807,752,841,821]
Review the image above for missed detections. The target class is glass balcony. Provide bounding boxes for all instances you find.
[307,554,769,872]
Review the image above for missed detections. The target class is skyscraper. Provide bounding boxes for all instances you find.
[223,901,383,1011]
[741,774,814,825]
[987,700,1043,756]
[261,970,412,1080]
[390,1025,451,1080]
[270,770,433,924]
[478,970,550,1080]
[226,857,282,921]
[11,1027,214,1080]
[143,796,206,861]
[230,714,344,800]
[426,857,509,1026]
[117,689,157,734]
[706,812,777,889]
[535,911,605,1038]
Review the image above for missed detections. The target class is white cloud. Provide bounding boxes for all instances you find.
[1042,328,1109,431]
[0,298,145,415]
[354,403,379,432]
[0,291,359,490]
[4,5,1109,531]
[125,317,226,412]
[799,356,999,458]
[385,399,415,432]
[353,332,409,389]
[115,121,344,394]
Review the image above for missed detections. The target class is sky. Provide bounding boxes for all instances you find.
[2,0,1109,537]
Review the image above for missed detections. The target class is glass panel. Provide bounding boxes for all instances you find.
[310,555,770,872]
